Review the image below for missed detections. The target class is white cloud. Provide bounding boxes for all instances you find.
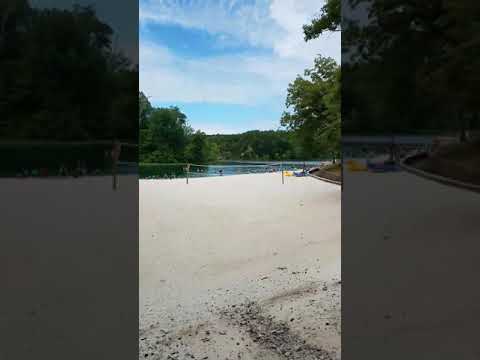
[139,0,340,106]
[140,41,304,105]
[140,0,283,50]
[140,0,339,62]
[269,0,339,61]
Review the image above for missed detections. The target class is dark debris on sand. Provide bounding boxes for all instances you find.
[220,301,335,360]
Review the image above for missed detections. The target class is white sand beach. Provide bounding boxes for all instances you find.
[2,176,139,360]
[140,173,341,359]
[342,169,480,359]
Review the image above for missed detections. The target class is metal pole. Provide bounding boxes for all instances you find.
[281,162,284,184]
[186,164,189,184]
[111,140,121,190]
[112,164,117,190]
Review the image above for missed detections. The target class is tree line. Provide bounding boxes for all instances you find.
[281,57,340,162]
[287,0,480,154]
[0,1,137,142]
[341,0,480,138]
[207,131,305,161]
[140,92,216,163]
[140,92,331,163]
[139,2,342,164]
[279,0,341,163]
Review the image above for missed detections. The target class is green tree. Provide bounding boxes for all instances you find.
[207,141,221,162]
[139,92,152,129]
[345,0,480,140]
[140,106,191,163]
[281,57,340,161]
[185,131,210,164]
[276,1,342,162]
[303,0,340,41]
[0,4,137,141]
[240,145,256,160]
[207,130,300,161]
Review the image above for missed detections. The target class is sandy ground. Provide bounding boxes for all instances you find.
[2,176,139,360]
[140,173,341,359]
[343,168,480,359]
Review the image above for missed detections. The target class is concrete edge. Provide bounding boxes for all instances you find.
[400,153,480,193]
[308,167,342,186]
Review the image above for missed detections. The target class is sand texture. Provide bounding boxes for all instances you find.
[140,173,341,359]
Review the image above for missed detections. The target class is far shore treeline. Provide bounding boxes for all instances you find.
[140,91,310,163]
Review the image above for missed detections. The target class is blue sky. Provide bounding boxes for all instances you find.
[140,0,340,134]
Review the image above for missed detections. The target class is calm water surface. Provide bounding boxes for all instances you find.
[140,161,327,179]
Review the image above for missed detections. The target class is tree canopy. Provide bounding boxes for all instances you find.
[139,95,193,163]
[0,3,137,141]
[343,0,480,138]
[303,0,341,41]
[281,57,340,161]
[278,1,342,162]
[138,92,329,163]
[207,130,305,161]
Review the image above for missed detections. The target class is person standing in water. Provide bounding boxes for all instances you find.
[111,140,121,190]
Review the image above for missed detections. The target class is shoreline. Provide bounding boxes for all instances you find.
[140,171,285,180]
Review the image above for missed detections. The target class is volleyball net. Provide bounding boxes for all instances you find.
[139,162,316,181]
[0,139,319,181]
[0,141,138,177]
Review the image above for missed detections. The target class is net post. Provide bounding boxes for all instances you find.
[281,162,284,184]
[112,140,121,190]
[186,163,189,184]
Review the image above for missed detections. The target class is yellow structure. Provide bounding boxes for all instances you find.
[346,159,367,172]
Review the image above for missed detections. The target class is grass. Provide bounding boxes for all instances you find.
[323,163,342,176]
[411,141,480,186]
[310,162,342,182]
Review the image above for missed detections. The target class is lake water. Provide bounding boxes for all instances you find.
[140,161,326,179]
